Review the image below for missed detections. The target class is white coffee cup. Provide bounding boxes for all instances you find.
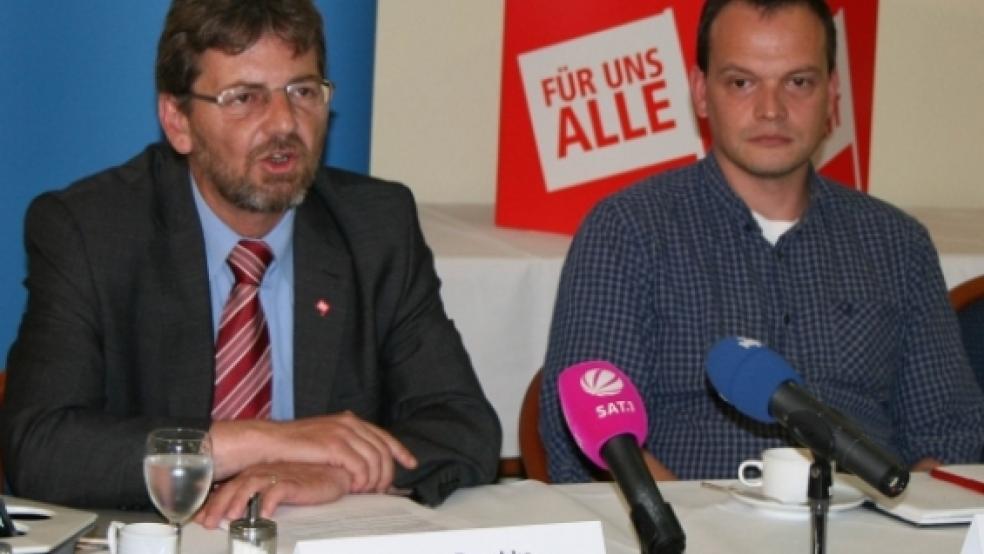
[737,447,814,504]
[107,522,177,554]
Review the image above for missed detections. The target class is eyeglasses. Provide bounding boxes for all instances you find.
[185,78,334,119]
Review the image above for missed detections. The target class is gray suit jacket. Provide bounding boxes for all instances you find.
[0,143,501,508]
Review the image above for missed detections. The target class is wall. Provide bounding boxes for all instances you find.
[869,0,984,206]
[0,1,377,355]
[371,0,504,202]
[372,0,984,209]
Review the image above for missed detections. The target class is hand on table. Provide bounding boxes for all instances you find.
[643,451,679,481]
[196,462,351,529]
[911,457,943,472]
[211,411,418,492]
[271,412,418,492]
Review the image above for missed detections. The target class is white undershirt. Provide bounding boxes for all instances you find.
[751,211,798,245]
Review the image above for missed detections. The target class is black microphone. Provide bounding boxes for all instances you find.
[706,337,909,497]
[557,361,685,554]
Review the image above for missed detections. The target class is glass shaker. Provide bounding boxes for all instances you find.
[229,493,276,554]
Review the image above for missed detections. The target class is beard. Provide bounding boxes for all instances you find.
[190,131,324,213]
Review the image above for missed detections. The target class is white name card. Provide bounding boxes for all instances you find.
[962,514,984,554]
[292,520,606,554]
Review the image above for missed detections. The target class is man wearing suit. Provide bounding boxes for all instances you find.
[0,0,500,526]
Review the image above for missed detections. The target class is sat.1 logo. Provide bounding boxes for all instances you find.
[580,367,636,419]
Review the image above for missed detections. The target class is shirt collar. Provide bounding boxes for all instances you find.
[190,175,295,281]
[699,153,833,233]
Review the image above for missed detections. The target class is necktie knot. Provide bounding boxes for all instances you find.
[228,239,273,287]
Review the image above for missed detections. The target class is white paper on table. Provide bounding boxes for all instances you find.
[202,480,634,554]
[442,480,639,553]
[292,520,605,554]
[962,514,984,554]
[269,493,472,552]
[865,467,984,525]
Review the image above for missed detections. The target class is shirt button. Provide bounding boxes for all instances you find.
[776,251,785,261]
[783,313,791,325]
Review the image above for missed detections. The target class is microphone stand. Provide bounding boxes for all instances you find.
[807,455,832,554]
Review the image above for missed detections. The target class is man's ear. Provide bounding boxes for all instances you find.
[689,65,709,119]
[158,94,193,154]
[826,68,840,122]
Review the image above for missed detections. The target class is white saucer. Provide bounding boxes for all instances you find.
[729,481,866,513]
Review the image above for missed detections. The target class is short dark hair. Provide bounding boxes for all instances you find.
[156,0,326,97]
[696,0,836,73]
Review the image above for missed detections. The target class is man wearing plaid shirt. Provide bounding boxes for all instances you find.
[541,0,984,482]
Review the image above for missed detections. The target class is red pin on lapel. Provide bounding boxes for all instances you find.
[315,298,331,317]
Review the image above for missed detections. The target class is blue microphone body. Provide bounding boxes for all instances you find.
[706,337,908,497]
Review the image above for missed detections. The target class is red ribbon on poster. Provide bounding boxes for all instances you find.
[495,1,877,235]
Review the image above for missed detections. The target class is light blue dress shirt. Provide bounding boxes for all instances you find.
[191,179,295,420]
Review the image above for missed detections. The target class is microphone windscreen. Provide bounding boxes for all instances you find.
[557,361,648,469]
[705,337,803,423]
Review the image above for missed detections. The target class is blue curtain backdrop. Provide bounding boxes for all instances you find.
[0,1,377,359]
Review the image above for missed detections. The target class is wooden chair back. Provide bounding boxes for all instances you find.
[518,369,550,481]
[951,275,984,312]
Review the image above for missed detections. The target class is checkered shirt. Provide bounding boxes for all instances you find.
[541,155,984,482]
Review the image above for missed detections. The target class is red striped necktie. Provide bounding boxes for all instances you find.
[212,239,274,420]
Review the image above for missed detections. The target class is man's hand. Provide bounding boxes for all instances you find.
[643,451,679,481]
[271,412,419,493]
[210,411,418,493]
[911,457,943,472]
[196,462,351,529]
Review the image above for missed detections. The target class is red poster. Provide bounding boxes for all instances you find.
[496,1,878,235]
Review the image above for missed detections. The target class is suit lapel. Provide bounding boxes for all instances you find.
[151,149,216,419]
[292,186,353,418]
[145,148,355,420]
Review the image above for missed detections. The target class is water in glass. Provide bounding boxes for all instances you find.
[144,427,214,545]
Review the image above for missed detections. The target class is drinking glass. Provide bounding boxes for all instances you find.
[144,428,214,551]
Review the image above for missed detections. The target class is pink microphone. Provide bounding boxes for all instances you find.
[557,361,685,554]
[557,361,648,469]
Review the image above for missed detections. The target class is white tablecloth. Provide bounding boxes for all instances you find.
[546,480,968,553]
[174,480,969,553]
[905,207,984,288]
[420,204,984,458]
[420,205,569,458]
